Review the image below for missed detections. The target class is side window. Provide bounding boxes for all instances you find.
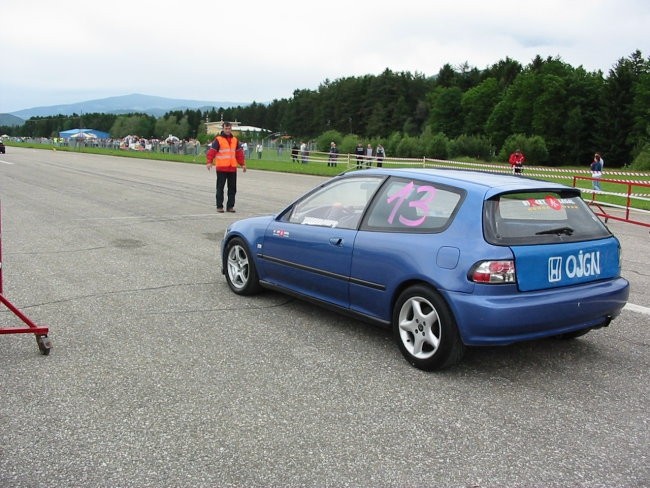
[363,177,463,232]
[286,177,383,229]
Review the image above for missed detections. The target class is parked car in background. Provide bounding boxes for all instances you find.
[220,168,629,370]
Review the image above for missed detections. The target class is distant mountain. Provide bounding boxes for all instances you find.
[7,93,247,119]
[0,113,25,126]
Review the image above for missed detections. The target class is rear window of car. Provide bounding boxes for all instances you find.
[361,177,464,233]
[483,190,612,245]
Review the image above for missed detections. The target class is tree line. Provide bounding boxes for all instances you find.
[3,50,649,169]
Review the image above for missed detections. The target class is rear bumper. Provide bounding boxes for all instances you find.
[445,278,630,345]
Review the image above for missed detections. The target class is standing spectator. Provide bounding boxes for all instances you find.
[355,143,365,169]
[190,138,201,161]
[300,141,308,164]
[328,141,339,167]
[365,144,374,168]
[241,141,249,160]
[206,121,246,213]
[376,144,385,167]
[508,148,525,174]
[591,153,603,191]
[256,143,263,159]
[291,143,299,163]
[278,142,284,157]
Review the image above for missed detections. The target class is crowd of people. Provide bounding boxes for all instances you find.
[41,135,204,155]
[351,143,386,169]
[290,141,386,168]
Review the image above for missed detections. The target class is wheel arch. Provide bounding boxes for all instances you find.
[220,232,254,275]
[390,279,446,315]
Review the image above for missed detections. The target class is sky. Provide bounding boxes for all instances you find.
[1,0,648,114]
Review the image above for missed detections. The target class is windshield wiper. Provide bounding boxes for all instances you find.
[535,226,574,236]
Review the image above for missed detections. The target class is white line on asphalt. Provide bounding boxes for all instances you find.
[0,160,14,165]
[624,303,650,315]
[72,213,216,221]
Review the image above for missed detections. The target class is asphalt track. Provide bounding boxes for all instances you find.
[1,147,648,488]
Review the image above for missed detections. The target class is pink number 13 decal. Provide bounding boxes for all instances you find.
[386,181,436,227]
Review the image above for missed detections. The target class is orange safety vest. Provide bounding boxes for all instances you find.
[214,135,239,170]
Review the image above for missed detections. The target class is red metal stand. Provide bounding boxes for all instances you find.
[0,203,52,354]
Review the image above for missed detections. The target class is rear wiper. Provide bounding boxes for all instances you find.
[536,226,574,236]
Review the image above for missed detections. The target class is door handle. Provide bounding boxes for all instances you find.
[329,237,343,246]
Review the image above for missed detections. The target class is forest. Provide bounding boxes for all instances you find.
[3,50,649,169]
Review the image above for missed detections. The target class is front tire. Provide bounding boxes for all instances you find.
[393,285,464,371]
[225,237,262,295]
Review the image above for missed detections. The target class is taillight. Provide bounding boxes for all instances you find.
[470,260,516,284]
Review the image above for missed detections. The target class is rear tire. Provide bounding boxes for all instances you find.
[392,285,464,371]
[225,237,262,295]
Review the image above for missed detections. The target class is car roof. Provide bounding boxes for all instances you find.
[354,167,572,197]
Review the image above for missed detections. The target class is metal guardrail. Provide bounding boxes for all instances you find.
[572,176,650,228]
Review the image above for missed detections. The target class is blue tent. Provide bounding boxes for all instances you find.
[59,128,110,139]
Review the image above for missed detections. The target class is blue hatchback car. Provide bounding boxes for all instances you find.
[221,168,629,370]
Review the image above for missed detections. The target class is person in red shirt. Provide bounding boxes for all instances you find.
[206,121,246,213]
[509,149,525,175]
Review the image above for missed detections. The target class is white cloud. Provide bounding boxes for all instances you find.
[1,0,648,112]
